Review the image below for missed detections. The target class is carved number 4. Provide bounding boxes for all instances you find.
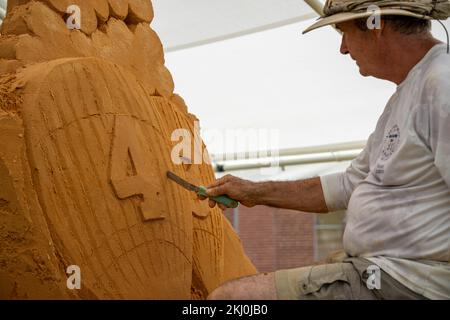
[110,116,165,221]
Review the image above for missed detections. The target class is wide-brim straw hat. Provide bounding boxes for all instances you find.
[303,0,450,33]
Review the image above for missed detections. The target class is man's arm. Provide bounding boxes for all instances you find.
[204,131,375,213]
[204,133,375,213]
[426,73,450,189]
[204,174,329,213]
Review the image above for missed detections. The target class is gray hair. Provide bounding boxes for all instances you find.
[354,15,432,34]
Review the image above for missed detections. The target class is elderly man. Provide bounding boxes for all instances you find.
[203,0,450,300]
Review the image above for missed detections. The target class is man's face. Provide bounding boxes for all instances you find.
[336,21,384,77]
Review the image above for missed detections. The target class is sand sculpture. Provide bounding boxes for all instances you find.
[0,0,256,299]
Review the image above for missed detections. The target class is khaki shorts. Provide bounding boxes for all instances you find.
[275,258,427,300]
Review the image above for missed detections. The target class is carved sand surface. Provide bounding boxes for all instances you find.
[0,0,256,299]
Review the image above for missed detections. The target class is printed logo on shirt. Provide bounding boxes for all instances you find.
[381,125,401,161]
[374,125,401,177]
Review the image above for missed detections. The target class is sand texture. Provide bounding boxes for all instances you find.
[0,0,256,299]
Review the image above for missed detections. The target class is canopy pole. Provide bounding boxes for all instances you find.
[304,0,325,16]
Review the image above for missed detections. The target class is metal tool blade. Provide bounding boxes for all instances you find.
[166,171,201,193]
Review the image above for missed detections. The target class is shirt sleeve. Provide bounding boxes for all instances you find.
[320,135,372,211]
[425,72,450,189]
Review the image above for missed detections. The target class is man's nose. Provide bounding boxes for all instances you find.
[340,35,349,55]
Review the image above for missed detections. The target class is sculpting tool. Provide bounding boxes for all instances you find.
[166,171,239,208]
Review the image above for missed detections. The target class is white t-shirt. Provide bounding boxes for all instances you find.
[320,43,450,299]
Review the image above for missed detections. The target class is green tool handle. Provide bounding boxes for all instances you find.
[197,186,239,208]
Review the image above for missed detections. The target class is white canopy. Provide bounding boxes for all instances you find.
[151,0,318,51]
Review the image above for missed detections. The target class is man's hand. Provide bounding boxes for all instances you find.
[198,175,328,213]
[199,174,259,210]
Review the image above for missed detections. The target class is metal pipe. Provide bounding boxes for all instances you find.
[211,140,366,162]
[213,149,362,172]
[303,0,342,34]
[304,0,325,16]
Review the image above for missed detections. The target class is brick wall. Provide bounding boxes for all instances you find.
[224,205,315,273]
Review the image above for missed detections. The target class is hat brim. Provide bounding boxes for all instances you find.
[302,9,430,34]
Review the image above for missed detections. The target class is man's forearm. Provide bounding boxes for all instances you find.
[254,177,329,213]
